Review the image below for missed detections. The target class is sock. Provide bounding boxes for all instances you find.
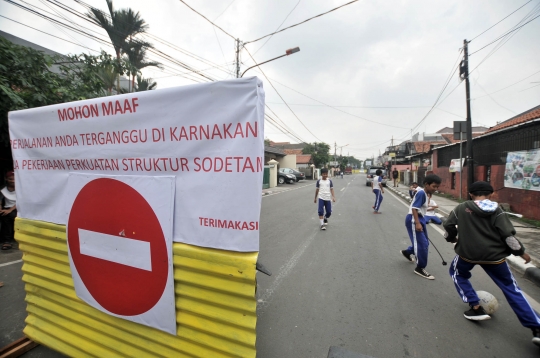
[320,219,324,225]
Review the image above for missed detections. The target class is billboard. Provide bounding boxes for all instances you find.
[504,149,540,191]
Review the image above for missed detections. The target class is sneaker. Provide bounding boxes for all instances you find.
[414,267,435,280]
[532,329,540,347]
[320,225,326,231]
[463,306,491,321]
[401,250,414,263]
[323,218,328,226]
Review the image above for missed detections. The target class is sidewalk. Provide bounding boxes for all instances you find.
[386,183,540,286]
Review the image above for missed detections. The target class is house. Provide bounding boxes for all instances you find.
[429,105,540,220]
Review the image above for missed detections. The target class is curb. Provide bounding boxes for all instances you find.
[387,186,540,287]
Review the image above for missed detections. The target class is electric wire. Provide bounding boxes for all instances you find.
[176,0,236,40]
[471,69,540,100]
[409,49,464,134]
[243,47,323,142]
[244,0,360,44]
[252,0,302,56]
[469,12,540,56]
[470,0,533,41]
[260,74,413,130]
[0,14,101,52]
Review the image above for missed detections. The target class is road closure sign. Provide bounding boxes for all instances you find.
[9,77,265,252]
[66,173,176,334]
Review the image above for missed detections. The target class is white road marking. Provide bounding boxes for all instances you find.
[79,229,152,271]
[340,187,345,191]
[0,259,22,268]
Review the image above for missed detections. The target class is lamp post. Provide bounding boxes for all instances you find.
[240,47,300,77]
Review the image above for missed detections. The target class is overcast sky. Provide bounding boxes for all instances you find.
[1,0,539,159]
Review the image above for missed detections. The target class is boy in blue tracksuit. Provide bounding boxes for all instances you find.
[371,169,384,214]
[400,174,442,280]
[443,181,540,347]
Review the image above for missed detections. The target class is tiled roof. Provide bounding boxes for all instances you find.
[484,105,540,134]
[440,132,485,144]
[284,149,303,155]
[413,141,446,154]
[296,154,312,164]
[264,145,287,156]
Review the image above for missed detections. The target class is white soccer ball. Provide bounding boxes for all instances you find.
[477,290,499,314]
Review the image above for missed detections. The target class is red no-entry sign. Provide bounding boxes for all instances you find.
[67,178,168,316]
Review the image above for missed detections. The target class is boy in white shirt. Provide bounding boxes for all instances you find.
[314,168,336,231]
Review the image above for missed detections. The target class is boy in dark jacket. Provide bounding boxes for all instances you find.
[443,181,540,347]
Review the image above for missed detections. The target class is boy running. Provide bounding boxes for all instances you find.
[443,181,540,347]
[400,174,442,280]
[371,169,384,214]
[314,168,335,231]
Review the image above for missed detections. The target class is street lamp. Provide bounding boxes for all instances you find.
[240,47,300,77]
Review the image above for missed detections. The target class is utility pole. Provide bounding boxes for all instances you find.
[463,39,474,191]
[235,38,241,78]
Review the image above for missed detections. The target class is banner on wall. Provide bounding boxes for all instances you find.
[9,77,265,252]
[449,158,465,172]
[504,149,540,191]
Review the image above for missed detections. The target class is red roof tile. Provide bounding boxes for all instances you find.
[485,106,540,134]
[284,149,303,155]
[296,154,312,164]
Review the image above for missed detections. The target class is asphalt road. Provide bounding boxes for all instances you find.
[2,173,540,357]
[256,174,540,358]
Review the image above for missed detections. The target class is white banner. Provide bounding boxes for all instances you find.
[66,174,176,334]
[9,77,265,252]
[504,149,540,191]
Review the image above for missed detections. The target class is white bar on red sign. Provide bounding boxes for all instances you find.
[79,229,152,271]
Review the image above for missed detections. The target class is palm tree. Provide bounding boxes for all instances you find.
[96,63,118,95]
[87,0,148,91]
[135,75,157,91]
[123,40,161,91]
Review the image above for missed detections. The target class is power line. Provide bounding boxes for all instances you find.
[244,0,360,45]
[266,102,432,109]
[470,0,533,41]
[252,0,302,55]
[471,69,540,100]
[243,47,323,142]
[263,75,412,130]
[469,12,540,56]
[0,14,101,52]
[409,49,464,134]
[176,0,236,40]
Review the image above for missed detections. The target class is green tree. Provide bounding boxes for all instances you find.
[0,37,129,146]
[135,75,157,91]
[302,142,330,168]
[123,40,161,91]
[87,0,148,90]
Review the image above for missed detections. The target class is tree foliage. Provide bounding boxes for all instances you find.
[302,142,331,168]
[87,0,153,91]
[135,75,157,91]
[0,37,129,146]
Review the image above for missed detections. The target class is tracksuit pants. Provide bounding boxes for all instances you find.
[318,198,332,218]
[425,215,442,225]
[373,189,383,211]
[403,214,429,268]
[450,255,540,328]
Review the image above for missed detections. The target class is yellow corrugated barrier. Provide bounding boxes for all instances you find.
[16,217,258,357]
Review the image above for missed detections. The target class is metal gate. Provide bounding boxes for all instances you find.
[417,167,427,185]
[262,166,270,189]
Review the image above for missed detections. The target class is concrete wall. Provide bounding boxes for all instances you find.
[278,155,297,169]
